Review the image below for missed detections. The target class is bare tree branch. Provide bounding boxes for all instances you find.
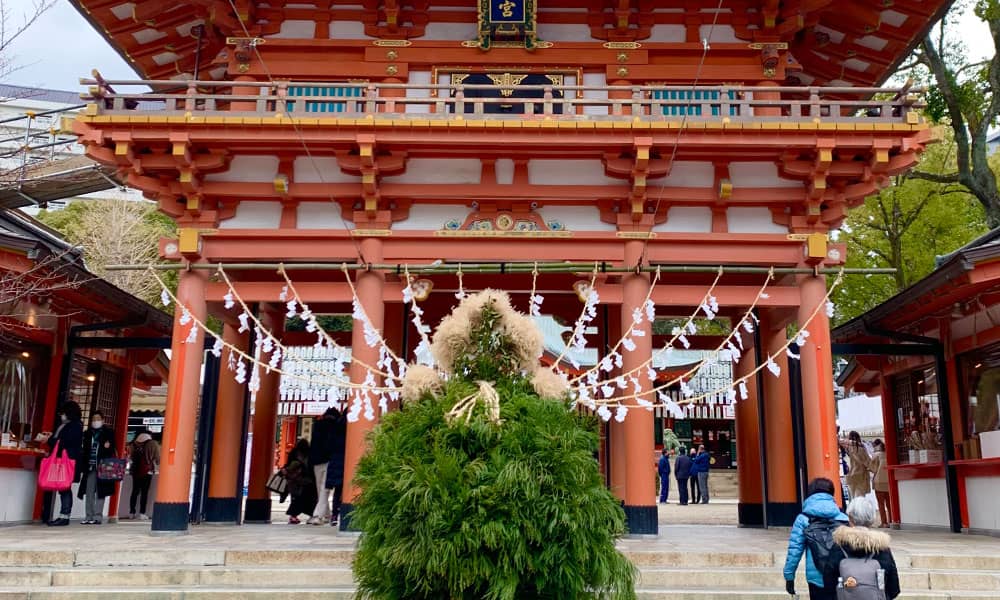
[909,170,962,184]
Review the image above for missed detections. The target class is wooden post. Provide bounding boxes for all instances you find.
[244,309,284,523]
[796,274,841,499]
[151,269,208,535]
[340,236,385,529]
[204,322,249,524]
[621,239,657,535]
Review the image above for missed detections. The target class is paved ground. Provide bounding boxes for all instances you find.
[3,498,999,560]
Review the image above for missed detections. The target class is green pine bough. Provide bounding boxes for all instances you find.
[351,299,637,600]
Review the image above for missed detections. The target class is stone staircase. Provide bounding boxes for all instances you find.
[2,547,999,599]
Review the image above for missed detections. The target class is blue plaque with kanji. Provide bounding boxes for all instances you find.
[490,0,525,23]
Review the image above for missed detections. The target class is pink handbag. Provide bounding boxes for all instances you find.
[38,442,75,491]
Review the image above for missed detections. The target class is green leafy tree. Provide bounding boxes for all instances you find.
[832,137,988,324]
[352,299,636,600]
[36,199,177,308]
[902,0,1000,226]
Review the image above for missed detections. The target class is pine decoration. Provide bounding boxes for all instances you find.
[351,291,637,600]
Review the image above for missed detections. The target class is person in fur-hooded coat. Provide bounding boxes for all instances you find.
[826,498,900,598]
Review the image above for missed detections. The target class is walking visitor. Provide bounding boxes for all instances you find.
[870,439,891,528]
[841,431,872,500]
[44,401,83,527]
[694,444,711,504]
[688,447,700,504]
[78,411,117,525]
[783,477,850,600]
[674,446,692,506]
[284,438,317,524]
[657,448,671,504]
[307,408,339,525]
[828,497,900,599]
[127,430,159,520]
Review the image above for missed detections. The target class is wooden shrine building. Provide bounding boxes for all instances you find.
[69,0,945,534]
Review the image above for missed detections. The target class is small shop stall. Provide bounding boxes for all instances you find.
[834,230,1000,535]
[0,209,170,524]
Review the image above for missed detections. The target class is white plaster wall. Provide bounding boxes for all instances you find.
[726,207,787,234]
[856,36,888,51]
[293,157,361,184]
[897,478,950,528]
[537,24,593,42]
[880,10,908,27]
[394,204,465,230]
[133,28,166,44]
[495,159,515,184]
[582,72,608,116]
[729,161,802,188]
[663,161,715,187]
[110,3,135,20]
[700,24,740,43]
[422,23,475,40]
[329,20,374,39]
[528,160,622,186]
[654,207,713,233]
[0,469,37,523]
[382,159,481,184]
[537,206,617,232]
[296,202,353,230]
[406,71,433,114]
[205,156,280,183]
[646,25,686,42]
[219,202,283,229]
[966,476,1000,532]
[269,20,315,39]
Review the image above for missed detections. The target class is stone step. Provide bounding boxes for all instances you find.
[2,566,998,593]
[10,589,998,600]
[910,554,1000,572]
[3,588,356,600]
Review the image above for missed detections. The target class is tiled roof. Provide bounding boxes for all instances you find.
[0,84,81,106]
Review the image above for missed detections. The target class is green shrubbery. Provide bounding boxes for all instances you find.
[351,298,636,600]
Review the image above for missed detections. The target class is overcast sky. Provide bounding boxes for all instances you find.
[0,0,995,92]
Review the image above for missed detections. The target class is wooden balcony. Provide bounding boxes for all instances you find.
[80,79,923,125]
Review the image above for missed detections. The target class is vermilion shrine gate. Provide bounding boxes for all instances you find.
[69,0,940,535]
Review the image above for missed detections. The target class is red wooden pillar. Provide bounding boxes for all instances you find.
[733,330,763,526]
[796,274,841,499]
[205,322,249,524]
[33,317,67,522]
[107,360,135,522]
[151,268,208,534]
[340,237,385,529]
[878,373,900,525]
[621,239,657,534]
[244,309,284,523]
[761,312,798,525]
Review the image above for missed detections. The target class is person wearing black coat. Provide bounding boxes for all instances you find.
[284,438,317,524]
[78,411,117,525]
[674,446,692,505]
[307,408,340,525]
[323,410,347,526]
[45,401,84,526]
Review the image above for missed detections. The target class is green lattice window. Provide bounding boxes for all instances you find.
[286,85,363,113]
[651,89,738,116]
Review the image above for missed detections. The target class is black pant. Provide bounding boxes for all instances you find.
[330,485,343,521]
[130,474,152,514]
[57,490,73,517]
[808,583,836,600]
[676,477,689,504]
[690,473,700,502]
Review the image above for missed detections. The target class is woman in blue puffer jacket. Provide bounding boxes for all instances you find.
[783,477,849,600]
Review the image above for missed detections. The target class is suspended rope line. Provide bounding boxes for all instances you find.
[149,268,395,392]
[639,0,727,266]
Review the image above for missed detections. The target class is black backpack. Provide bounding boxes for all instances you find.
[803,515,842,581]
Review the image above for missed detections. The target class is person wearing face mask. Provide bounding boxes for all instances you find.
[45,401,84,526]
[78,411,117,524]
